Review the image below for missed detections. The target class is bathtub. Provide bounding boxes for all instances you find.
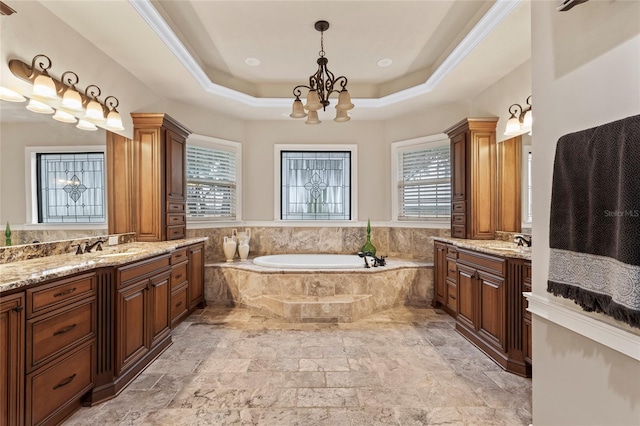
[253,253,368,269]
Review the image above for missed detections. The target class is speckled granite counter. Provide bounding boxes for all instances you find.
[432,237,532,260]
[0,238,208,294]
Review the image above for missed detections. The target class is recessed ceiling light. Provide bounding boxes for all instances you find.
[377,58,392,68]
[245,57,261,66]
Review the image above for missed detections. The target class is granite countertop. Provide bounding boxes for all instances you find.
[432,237,532,260]
[0,238,208,294]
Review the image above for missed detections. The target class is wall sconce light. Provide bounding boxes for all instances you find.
[4,54,125,132]
[504,95,532,136]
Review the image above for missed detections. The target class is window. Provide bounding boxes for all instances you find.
[186,136,241,221]
[392,136,451,221]
[279,148,353,221]
[36,152,106,223]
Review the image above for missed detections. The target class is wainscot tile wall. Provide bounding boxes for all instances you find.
[186,226,451,264]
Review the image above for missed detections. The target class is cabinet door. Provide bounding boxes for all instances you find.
[451,133,467,201]
[434,242,447,305]
[116,280,149,376]
[165,129,185,203]
[188,243,205,310]
[149,271,171,348]
[0,293,24,426]
[478,271,506,352]
[456,264,477,330]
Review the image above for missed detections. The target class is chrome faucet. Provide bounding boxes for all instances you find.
[514,235,532,247]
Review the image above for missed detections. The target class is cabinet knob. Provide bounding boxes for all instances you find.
[13,306,23,313]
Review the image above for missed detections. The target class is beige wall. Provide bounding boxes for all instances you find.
[531,1,640,424]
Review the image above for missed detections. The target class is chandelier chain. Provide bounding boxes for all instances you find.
[319,30,325,58]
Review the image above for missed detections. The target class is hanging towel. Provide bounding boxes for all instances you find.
[548,114,640,328]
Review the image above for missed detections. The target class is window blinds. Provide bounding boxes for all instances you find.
[398,144,451,219]
[186,145,236,219]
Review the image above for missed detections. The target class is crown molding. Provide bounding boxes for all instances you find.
[129,0,522,109]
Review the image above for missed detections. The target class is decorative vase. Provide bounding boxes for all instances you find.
[361,218,376,255]
[223,236,237,262]
[236,228,251,250]
[5,222,11,247]
[238,241,250,261]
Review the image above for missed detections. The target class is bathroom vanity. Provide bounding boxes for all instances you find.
[0,238,205,425]
[433,237,532,377]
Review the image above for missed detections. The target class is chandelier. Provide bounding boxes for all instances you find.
[290,20,354,124]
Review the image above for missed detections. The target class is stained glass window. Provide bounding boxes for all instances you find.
[281,151,351,220]
[36,152,105,223]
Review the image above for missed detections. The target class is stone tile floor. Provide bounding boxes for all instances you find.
[65,306,532,425]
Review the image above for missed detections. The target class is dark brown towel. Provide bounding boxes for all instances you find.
[548,114,640,328]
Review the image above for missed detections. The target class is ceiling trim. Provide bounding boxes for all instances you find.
[129,0,522,109]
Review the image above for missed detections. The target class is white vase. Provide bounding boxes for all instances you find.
[223,236,237,262]
[236,228,251,246]
[238,242,250,261]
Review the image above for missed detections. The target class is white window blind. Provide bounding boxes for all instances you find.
[186,145,236,219]
[398,144,451,220]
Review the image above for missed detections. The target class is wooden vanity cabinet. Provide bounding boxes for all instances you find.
[170,248,189,327]
[131,113,191,242]
[1,292,24,426]
[433,241,531,377]
[523,261,532,364]
[444,118,498,239]
[115,255,171,381]
[25,272,97,426]
[187,243,205,311]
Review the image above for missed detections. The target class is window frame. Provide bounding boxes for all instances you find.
[274,144,358,223]
[25,145,107,229]
[390,134,451,226]
[185,134,242,225]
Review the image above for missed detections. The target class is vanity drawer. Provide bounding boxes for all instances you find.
[452,213,465,225]
[167,202,185,213]
[452,201,466,213]
[27,272,96,318]
[27,299,95,372]
[26,342,94,426]
[168,213,185,226]
[457,249,505,276]
[170,285,189,326]
[446,261,457,280]
[171,248,188,265]
[446,281,457,313]
[446,245,458,259]
[451,225,465,239]
[171,263,188,290]
[167,225,186,240]
[119,255,170,286]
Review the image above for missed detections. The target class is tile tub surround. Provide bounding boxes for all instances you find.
[63,305,532,425]
[0,238,208,293]
[188,226,450,264]
[0,232,136,264]
[205,259,433,322]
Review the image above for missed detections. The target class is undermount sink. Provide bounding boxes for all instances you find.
[98,250,144,258]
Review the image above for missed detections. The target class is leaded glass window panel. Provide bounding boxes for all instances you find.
[37,152,106,223]
[281,151,351,220]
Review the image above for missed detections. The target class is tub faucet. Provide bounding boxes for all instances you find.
[358,252,386,268]
[514,235,532,247]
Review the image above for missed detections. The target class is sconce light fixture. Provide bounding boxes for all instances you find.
[290,20,354,124]
[504,95,532,136]
[2,54,125,132]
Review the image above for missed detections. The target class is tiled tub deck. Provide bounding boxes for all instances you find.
[205,259,433,323]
